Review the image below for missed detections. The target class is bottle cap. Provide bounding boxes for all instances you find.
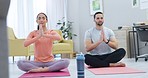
[76,52,85,59]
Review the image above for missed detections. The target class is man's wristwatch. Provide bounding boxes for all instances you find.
[105,39,110,44]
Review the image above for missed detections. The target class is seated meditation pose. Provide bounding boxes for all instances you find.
[17,12,70,72]
[84,12,126,68]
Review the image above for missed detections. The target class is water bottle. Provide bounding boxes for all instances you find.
[76,53,85,78]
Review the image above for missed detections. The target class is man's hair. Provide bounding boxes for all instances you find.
[94,12,103,19]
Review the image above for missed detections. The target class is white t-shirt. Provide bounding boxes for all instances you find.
[84,27,115,55]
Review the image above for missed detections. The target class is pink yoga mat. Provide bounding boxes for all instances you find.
[87,67,145,75]
[19,68,70,78]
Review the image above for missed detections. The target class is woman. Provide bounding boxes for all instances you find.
[17,12,70,73]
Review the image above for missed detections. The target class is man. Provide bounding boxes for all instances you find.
[84,12,126,68]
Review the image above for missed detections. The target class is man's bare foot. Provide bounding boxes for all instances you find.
[110,62,126,67]
[28,67,49,73]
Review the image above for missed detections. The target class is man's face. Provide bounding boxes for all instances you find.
[94,14,104,26]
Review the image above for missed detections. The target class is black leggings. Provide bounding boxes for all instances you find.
[85,48,126,68]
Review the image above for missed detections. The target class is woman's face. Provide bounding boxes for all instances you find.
[36,13,48,27]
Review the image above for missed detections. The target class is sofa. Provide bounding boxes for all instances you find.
[52,30,74,58]
[8,27,74,61]
[7,27,34,62]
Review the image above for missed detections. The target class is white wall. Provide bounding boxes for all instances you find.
[103,0,147,29]
[67,0,80,53]
[67,0,147,53]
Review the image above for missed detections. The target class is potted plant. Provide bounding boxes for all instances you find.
[57,18,77,40]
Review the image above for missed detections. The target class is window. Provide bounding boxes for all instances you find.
[7,0,67,38]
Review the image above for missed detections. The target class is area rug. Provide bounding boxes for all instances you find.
[19,68,70,78]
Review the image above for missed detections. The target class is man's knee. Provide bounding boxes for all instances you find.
[118,48,126,56]
[84,54,93,64]
[84,54,91,58]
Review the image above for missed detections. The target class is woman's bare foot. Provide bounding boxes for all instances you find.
[28,67,49,73]
[110,62,126,67]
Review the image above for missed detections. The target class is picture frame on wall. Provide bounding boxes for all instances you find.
[132,0,139,8]
[90,0,103,15]
[139,0,148,9]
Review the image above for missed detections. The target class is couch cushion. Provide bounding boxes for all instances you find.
[52,43,71,51]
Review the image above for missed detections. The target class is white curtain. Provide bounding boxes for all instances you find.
[7,0,67,38]
[7,0,18,37]
[7,0,35,38]
[46,0,67,29]
[33,0,47,30]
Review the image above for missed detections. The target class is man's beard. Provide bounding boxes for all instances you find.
[96,22,103,26]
